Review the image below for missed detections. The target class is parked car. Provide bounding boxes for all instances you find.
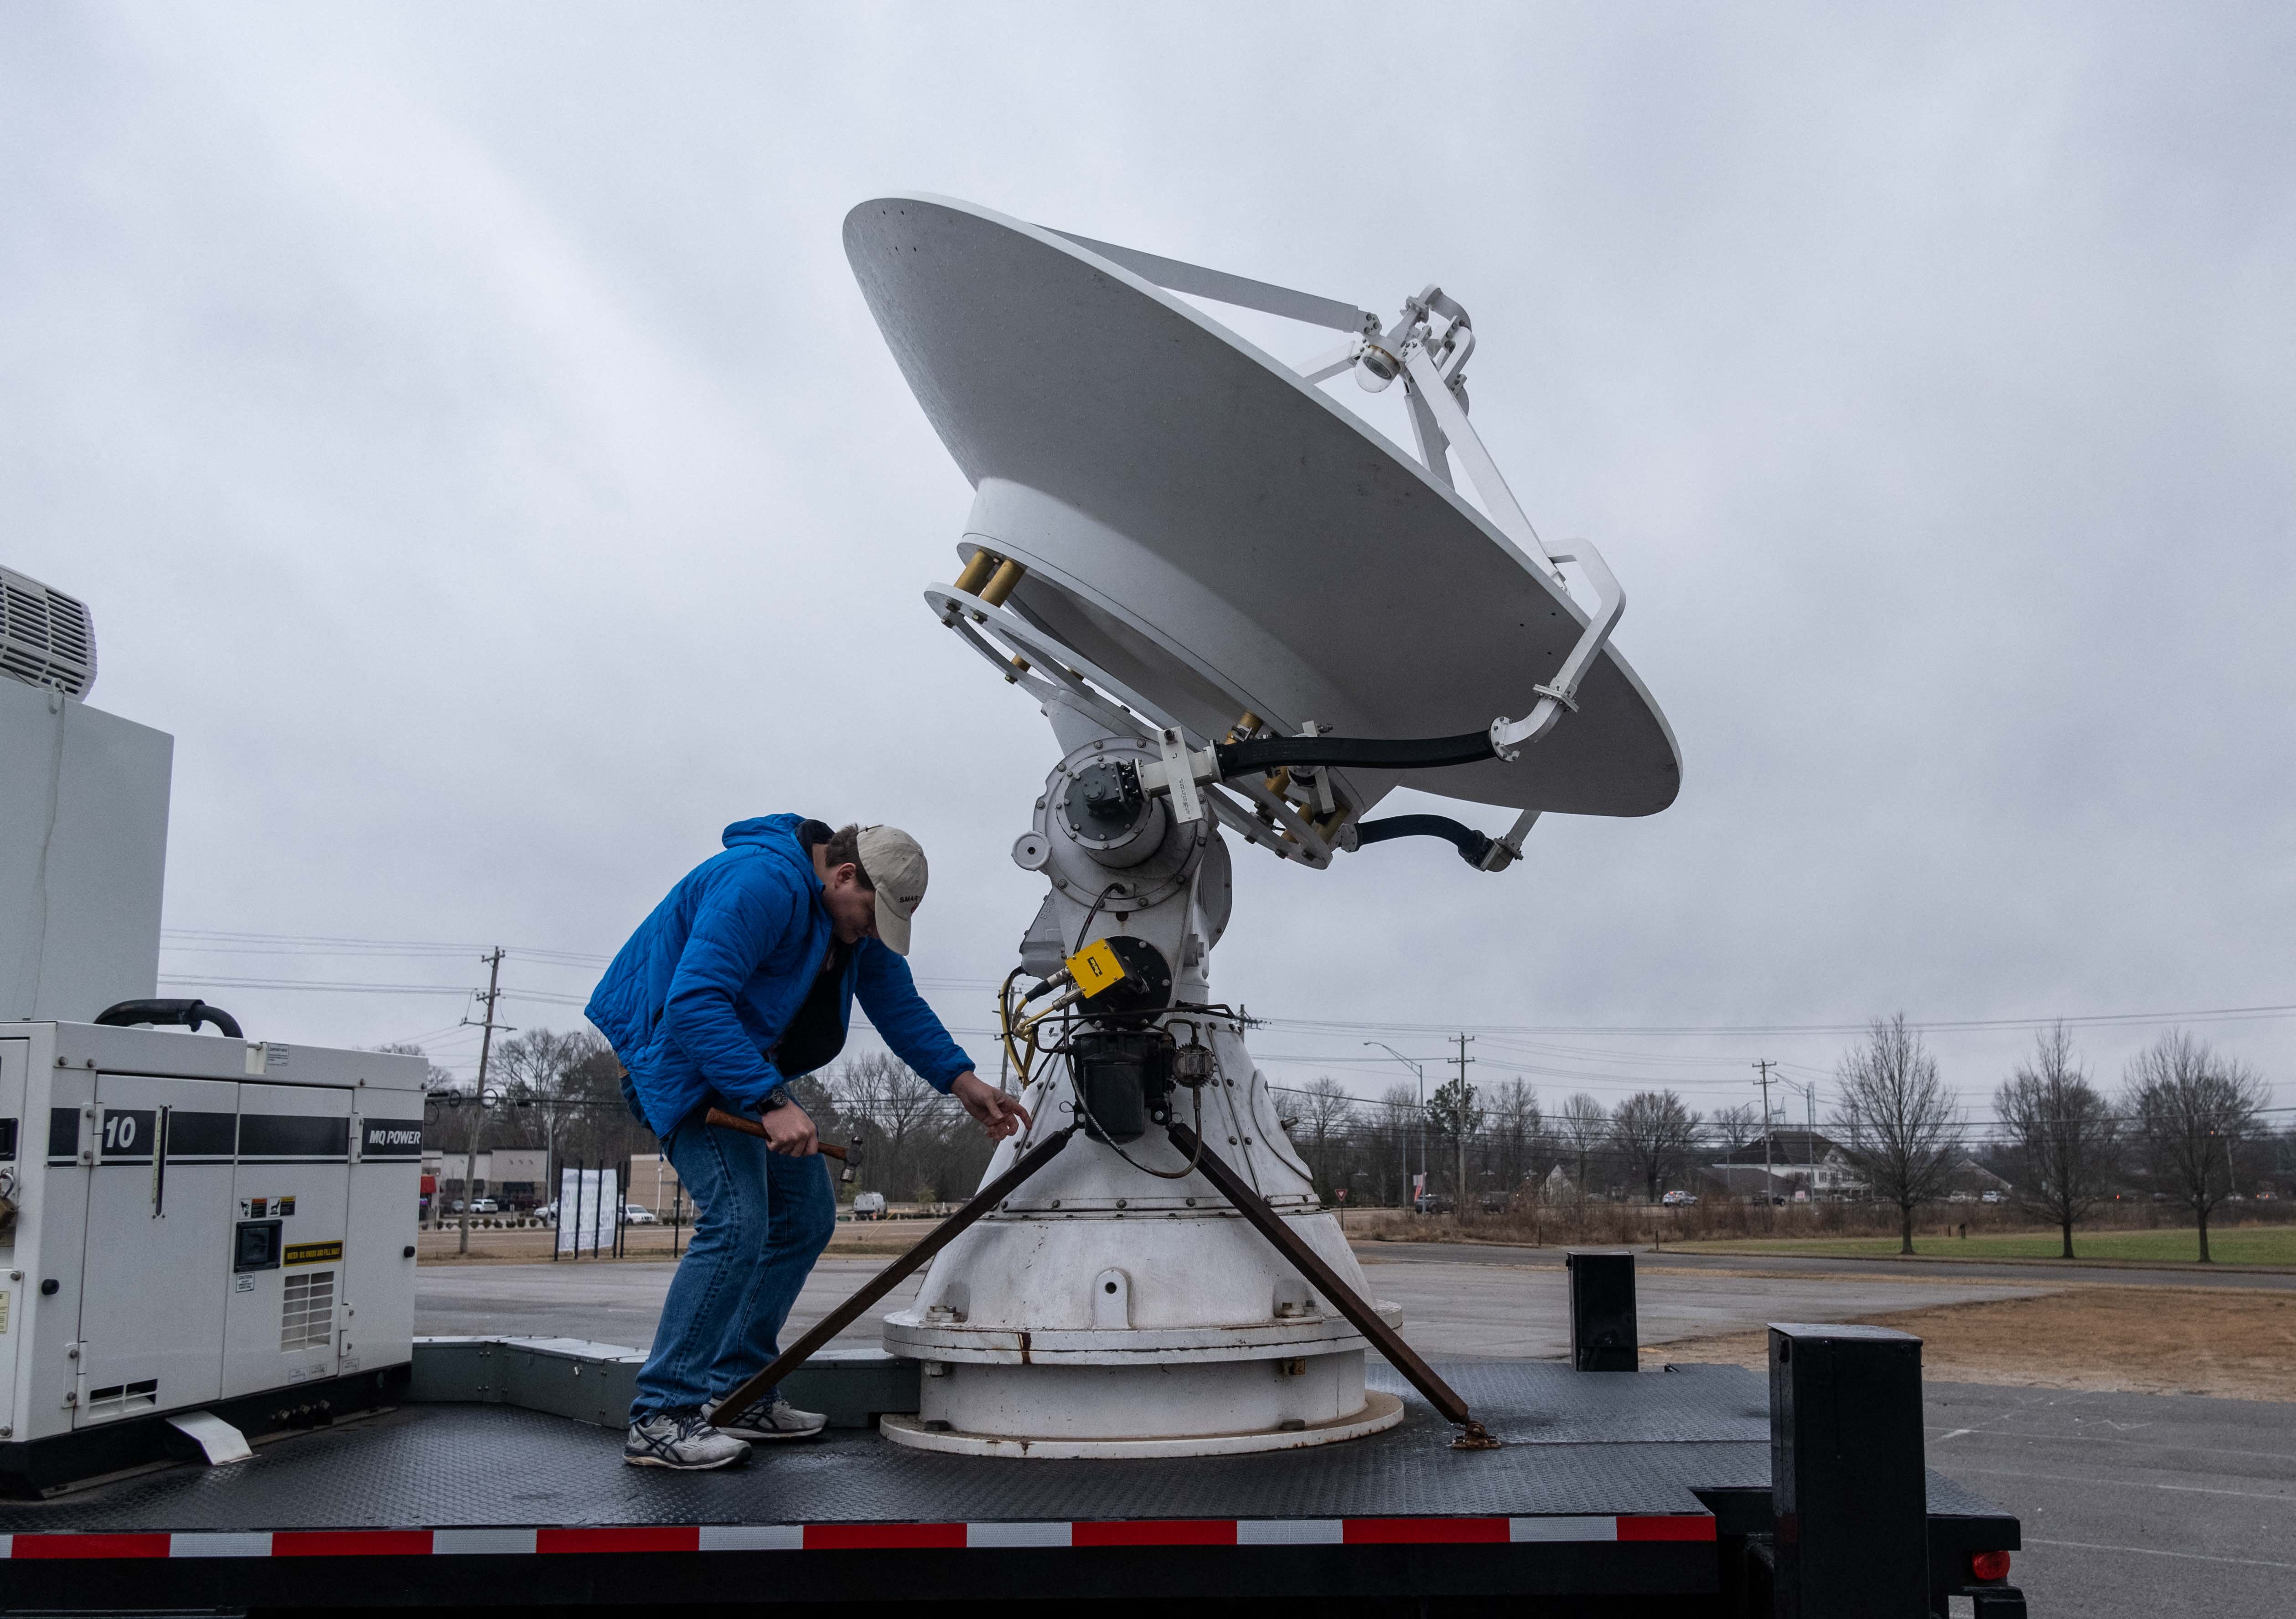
[852,1191,888,1220]
[467,1198,499,1214]
[1660,1190,1698,1207]
[1412,1194,1453,1215]
[1980,1191,2005,1204]
[622,1205,657,1225]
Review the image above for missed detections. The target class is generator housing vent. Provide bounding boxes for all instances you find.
[281,1270,336,1351]
[0,564,97,697]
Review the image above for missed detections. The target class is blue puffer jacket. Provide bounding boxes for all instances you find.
[585,814,974,1138]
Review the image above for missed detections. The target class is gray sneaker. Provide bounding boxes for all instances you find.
[705,1397,827,1442]
[624,1410,750,1470]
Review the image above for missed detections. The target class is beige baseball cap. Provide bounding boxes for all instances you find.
[856,825,927,955]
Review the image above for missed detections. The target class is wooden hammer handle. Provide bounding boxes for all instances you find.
[705,1105,848,1161]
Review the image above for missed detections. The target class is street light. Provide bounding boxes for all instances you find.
[1365,1042,1438,1208]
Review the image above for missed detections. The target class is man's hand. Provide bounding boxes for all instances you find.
[952,1072,1031,1141]
[760,1102,819,1156]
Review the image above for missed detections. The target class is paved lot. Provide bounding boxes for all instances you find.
[414,1254,2047,1359]
[415,1258,926,1352]
[1363,1239,2296,1293]
[1923,1382,2296,1616]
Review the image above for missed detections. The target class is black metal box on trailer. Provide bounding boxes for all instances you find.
[1567,1249,1638,1372]
[1769,1323,1928,1617]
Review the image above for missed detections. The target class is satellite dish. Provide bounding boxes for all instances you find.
[843,197,1686,1457]
[844,195,1681,847]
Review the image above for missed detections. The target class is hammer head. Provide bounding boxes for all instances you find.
[840,1127,864,1184]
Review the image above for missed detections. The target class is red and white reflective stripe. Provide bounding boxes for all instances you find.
[0,1516,1713,1559]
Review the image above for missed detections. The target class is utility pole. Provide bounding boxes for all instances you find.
[459,948,508,1257]
[1452,1033,1476,1213]
[1753,1060,1777,1208]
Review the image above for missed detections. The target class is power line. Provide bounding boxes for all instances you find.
[1251,1003,2296,1038]
[162,928,2294,1037]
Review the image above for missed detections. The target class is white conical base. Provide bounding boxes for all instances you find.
[880,1390,1405,1459]
[881,1022,1402,1454]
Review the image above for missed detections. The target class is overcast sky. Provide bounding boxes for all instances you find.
[7,3,2292,1132]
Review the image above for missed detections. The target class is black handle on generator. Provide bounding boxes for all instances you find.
[94,998,245,1040]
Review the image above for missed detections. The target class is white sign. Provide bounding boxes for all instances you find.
[555,1167,620,1255]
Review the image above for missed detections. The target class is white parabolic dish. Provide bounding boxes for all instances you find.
[844,195,1681,820]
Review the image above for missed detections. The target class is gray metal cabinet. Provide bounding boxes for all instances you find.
[73,1071,238,1427]
[222,1083,353,1400]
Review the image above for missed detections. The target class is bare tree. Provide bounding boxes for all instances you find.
[1378,1083,1420,1206]
[1710,1102,1761,1155]
[831,1052,954,1201]
[1831,1015,1961,1255]
[1556,1093,1608,1201]
[1609,1090,1700,1203]
[491,1027,607,1165]
[2123,1029,2268,1263]
[1486,1078,1544,1194]
[1994,1023,2118,1259]
[1290,1077,1356,1201]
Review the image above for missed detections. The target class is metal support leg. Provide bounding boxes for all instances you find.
[712,1126,1080,1427]
[1167,1122,1498,1449]
[1769,1323,1927,1618]
[1566,1250,1637,1372]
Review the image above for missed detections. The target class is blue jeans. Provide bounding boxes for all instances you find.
[630,1107,837,1420]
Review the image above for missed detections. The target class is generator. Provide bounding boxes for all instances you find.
[0,1021,424,1493]
[0,562,432,1492]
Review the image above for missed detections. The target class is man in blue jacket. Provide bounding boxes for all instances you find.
[588,814,1028,1469]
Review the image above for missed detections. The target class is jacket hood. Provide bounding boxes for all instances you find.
[721,814,818,881]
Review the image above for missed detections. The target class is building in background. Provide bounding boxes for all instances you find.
[1709,1130,1864,1201]
[421,1147,550,1210]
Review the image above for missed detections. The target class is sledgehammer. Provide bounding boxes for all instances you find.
[706,1106,864,1183]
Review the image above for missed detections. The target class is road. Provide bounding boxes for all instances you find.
[1924,1381,2296,1616]
[414,1254,2049,1360]
[416,1259,925,1353]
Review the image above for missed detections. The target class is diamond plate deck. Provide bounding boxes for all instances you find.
[0,1362,2003,1533]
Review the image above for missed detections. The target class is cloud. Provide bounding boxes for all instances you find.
[4,2,2291,1121]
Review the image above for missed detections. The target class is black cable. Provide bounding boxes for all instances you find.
[1215,730,1495,776]
[94,998,245,1040]
[1352,815,1495,867]
[1072,883,1121,953]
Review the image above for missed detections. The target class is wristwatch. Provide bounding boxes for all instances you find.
[760,1086,793,1112]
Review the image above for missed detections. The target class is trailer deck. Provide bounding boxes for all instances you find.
[0,1353,2020,1615]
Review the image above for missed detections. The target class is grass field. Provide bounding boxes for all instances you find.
[1657,1284,2296,1401]
[1673,1226,2296,1266]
